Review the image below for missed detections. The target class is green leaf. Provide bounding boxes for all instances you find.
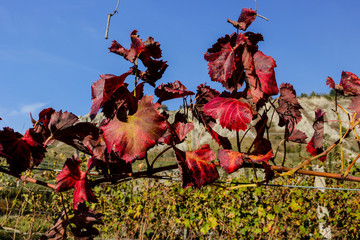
[258,206,266,218]
[290,199,301,211]
[200,223,210,235]
[254,228,262,234]
[184,219,191,228]
[208,216,218,229]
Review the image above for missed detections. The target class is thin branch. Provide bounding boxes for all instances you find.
[239,126,253,151]
[336,111,345,173]
[256,14,269,21]
[343,152,360,178]
[105,0,121,39]
[150,146,172,168]
[272,165,360,182]
[236,131,241,152]
[0,166,56,190]
[274,138,286,159]
[196,126,207,150]
[134,56,139,97]
[281,140,287,166]
[90,163,179,187]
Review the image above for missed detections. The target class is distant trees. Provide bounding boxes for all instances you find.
[160,104,168,111]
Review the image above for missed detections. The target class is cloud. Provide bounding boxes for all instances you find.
[8,102,47,116]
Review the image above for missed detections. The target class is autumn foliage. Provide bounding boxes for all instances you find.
[0,7,360,239]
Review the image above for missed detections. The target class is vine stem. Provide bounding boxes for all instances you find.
[214,163,360,190]
[196,126,207,150]
[236,131,241,152]
[0,166,56,190]
[281,140,287,166]
[352,114,360,149]
[274,138,286,159]
[343,152,360,178]
[336,111,345,173]
[150,146,172,168]
[280,116,360,177]
[60,193,71,228]
[134,56,139,97]
[239,126,253,152]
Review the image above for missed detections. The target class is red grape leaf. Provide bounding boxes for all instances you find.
[251,113,272,155]
[46,111,100,154]
[155,80,194,103]
[247,150,273,163]
[107,152,133,177]
[313,109,326,149]
[227,8,257,31]
[102,84,138,120]
[136,59,168,87]
[42,210,68,240]
[56,157,82,192]
[109,30,167,87]
[56,157,97,209]
[219,149,273,173]
[174,122,194,143]
[262,162,275,182]
[70,203,103,239]
[204,122,232,149]
[349,95,360,120]
[56,122,100,155]
[48,111,78,138]
[277,83,303,127]
[31,107,55,129]
[139,36,162,66]
[326,76,335,89]
[251,138,272,156]
[254,113,267,137]
[101,95,167,163]
[192,84,220,127]
[30,107,56,144]
[306,109,326,162]
[159,121,194,146]
[185,144,219,188]
[191,91,232,149]
[109,30,144,63]
[339,71,360,96]
[90,71,132,119]
[194,84,220,107]
[73,178,98,210]
[22,129,46,166]
[326,71,360,96]
[173,146,195,189]
[254,51,279,96]
[204,33,238,83]
[242,44,264,104]
[0,127,45,174]
[288,129,307,144]
[204,97,253,131]
[306,137,326,162]
[83,134,106,161]
[218,149,245,174]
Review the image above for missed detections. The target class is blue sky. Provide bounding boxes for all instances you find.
[0,0,359,133]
